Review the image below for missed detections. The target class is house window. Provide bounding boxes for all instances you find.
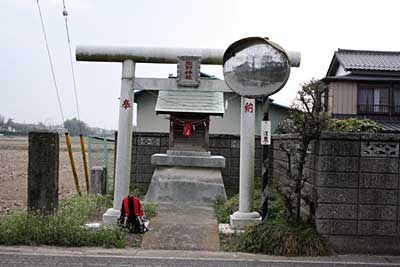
[358,85,390,114]
[393,88,400,114]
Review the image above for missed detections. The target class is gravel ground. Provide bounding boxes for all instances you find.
[0,136,114,216]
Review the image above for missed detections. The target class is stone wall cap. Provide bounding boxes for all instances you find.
[132,132,168,137]
[91,166,106,170]
[273,131,400,141]
[360,133,400,141]
[320,132,361,140]
[272,133,300,140]
[29,131,59,135]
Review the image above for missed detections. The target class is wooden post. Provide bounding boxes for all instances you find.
[28,131,59,214]
[204,120,209,149]
[169,120,174,148]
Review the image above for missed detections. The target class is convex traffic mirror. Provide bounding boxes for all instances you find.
[223,37,291,98]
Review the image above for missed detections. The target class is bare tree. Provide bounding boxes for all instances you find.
[276,79,330,224]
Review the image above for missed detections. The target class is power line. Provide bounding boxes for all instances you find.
[62,0,82,132]
[35,0,65,124]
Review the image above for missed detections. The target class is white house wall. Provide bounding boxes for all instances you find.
[335,65,350,76]
[210,92,241,135]
[135,92,169,133]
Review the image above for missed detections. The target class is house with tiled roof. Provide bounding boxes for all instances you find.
[324,49,400,132]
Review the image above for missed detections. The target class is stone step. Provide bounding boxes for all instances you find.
[151,153,225,168]
[166,150,211,157]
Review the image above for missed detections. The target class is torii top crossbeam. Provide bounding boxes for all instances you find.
[76,45,301,67]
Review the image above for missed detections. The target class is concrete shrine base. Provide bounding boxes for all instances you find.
[145,151,227,204]
[145,166,227,204]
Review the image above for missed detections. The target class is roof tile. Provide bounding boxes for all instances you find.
[155,90,224,115]
[336,49,400,72]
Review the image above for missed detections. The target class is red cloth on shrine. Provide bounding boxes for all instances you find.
[183,123,192,137]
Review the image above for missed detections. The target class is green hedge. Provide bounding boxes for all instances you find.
[329,118,383,133]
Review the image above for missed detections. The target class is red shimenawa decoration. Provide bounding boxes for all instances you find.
[183,122,192,137]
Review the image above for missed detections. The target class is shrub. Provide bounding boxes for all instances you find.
[217,187,330,256]
[329,118,383,133]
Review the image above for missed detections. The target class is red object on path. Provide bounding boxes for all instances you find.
[183,123,192,137]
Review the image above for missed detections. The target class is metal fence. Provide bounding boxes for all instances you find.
[87,135,115,193]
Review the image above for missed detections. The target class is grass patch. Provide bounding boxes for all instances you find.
[222,218,330,256]
[214,178,262,224]
[215,183,330,256]
[143,202,157,219]
[0,195,128,247]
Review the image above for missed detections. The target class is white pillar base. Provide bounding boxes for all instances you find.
[230,211,261,229]
[102,208,121,224]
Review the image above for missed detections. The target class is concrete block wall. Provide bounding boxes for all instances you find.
[128,132,262,193]
[130,133,169,191]
[270,132,400,254]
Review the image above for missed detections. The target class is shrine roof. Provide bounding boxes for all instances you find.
[155,90,224,116]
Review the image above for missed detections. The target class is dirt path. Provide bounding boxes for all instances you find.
[141,203,220,251]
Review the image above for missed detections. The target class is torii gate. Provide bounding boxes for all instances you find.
[76,42,300,227]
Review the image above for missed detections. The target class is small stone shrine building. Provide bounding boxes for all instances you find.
[155,90,225,151]
[145,90,228,204]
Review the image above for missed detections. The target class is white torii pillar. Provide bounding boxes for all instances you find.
[103,59,135,224]
[75,45,300,224]
[230,98,261,228]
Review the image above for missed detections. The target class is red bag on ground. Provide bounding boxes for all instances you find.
[118,196,147,233]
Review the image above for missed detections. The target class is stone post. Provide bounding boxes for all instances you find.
[90,166,107,195]
[28,131,59,214]
[230,98,261,228]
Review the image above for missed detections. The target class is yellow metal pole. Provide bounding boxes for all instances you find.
[80,134,90,194]
[65,132,81,196]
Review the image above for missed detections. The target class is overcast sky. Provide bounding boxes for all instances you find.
[1,0,399,129]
